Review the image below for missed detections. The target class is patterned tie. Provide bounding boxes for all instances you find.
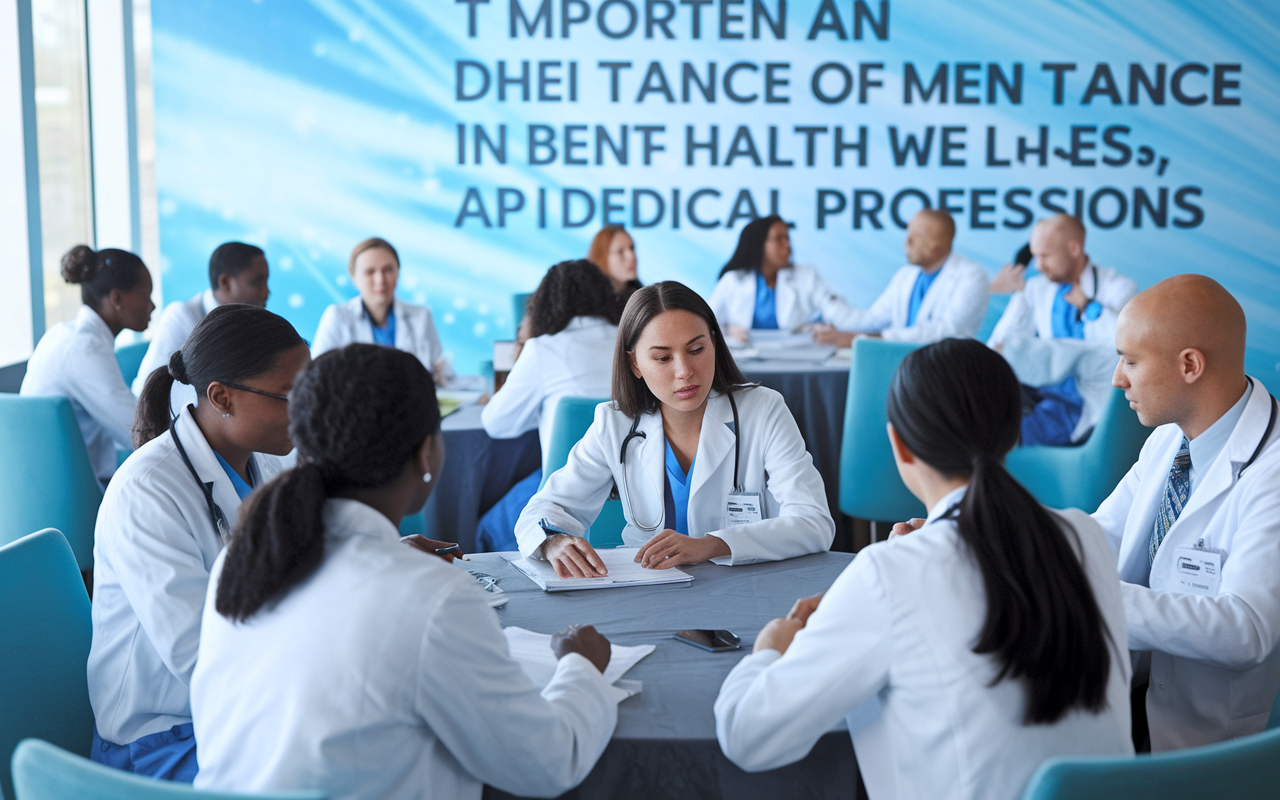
[1150,437,1192,565]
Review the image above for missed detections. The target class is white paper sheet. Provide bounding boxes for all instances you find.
[503,626,653,699]
[510,547,693,592]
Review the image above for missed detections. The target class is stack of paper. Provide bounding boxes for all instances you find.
[503,626,653,698]
[509,547,693,592]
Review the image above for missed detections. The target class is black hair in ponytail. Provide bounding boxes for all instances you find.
[60,244,147,309]
[887,338,1112,725]
[215,344,442,622]
[132,304,305,447]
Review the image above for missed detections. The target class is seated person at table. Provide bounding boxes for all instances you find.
[715,338,1132,799]
[516,281,835,577]
[21,245,154,485]
[89,304,307,781]
[191,344,621,800]
[708,215,859,345]
[133,241,271,396]
[587,224,643,309]
[988,214,1138,446]
[478,260,623,551]
[312,236,448,385]
[812,210,989,347]
[1095,275,1280,751]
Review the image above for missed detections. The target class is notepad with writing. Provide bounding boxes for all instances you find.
[509,547,693,592]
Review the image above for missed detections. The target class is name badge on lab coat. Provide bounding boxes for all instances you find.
[1172,545,1223,597]
[726,491,763,526]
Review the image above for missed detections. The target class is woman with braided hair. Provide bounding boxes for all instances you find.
[86,303,309,782]
[190,344,621,800]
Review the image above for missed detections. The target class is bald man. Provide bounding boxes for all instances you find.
[813,210,988,345]
[1094,275,1280,752]
[988,215,1138,445]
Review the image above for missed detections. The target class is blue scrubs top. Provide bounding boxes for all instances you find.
[1022,284,1087,446]
[906,268,943,327]
[751,272,779,330]
[371,310,396,347]
[663,441,694,535]
[214,452,256,501]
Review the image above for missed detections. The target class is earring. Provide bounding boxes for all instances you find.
[423,472,432,484]
[222,413,230,419]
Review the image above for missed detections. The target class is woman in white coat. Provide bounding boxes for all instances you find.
[192,345,622,800]
[515,281,834,578]
[21,245,154,484]
[311,237,448,384]
[707,215,858,344]
[715,339,1133,800]
[87,305,309,781]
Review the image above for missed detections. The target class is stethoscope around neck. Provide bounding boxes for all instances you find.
[170,411,234,545]
[618,390,743,532]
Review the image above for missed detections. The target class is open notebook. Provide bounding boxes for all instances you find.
[508,547,693,592]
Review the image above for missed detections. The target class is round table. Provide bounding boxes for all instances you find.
[475,550,863,800]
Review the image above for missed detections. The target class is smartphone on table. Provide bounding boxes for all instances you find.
[674,629,742,653]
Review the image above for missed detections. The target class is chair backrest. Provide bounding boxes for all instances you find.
[512,292,534,332]
[12,738,327,800]
[1006,387,1149,513]
[0,396,102,568]
[0,530,93,800]
[114,341,150,387]
[1019,726,1280,800]
[838,338,926,523]
[541,397,626,548]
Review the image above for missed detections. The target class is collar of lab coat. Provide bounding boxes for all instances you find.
[689,391,738,501]
[909,252,959,323]
[772,267,798,330]
[76,304,114,345]
[172,405,254,524]
[321,497,401,543]
[926,484,967,524]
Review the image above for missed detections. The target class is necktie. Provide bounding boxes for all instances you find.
[1150,437,1191,565]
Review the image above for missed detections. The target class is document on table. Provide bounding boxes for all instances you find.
[503,626,653,699]
[508,547,693,592]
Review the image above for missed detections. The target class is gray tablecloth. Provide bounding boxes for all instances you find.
[405,405,541,553]
[475,550,862,800]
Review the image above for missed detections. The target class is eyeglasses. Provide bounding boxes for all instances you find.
[222,381,289,402]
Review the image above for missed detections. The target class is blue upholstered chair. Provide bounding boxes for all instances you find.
[541,397,626,549]
[11,738,326,800]
[1018,727,1280,800]
[512,292,534,332]
[838,339,925,524]
[114,341,150,387]
[0,396,103,569]
[1006,387,1149,513]
[0,530,93,800]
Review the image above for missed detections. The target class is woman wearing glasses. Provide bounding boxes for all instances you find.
[86,304,310,781]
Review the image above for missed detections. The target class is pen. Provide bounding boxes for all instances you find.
[434,544,461,557]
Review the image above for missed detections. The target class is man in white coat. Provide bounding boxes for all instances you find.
[1095,274,1280,752]
[813,209,989,346]
[988,215,1138,445]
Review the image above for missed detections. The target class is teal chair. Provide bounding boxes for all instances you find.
[1018,726,1280,800]
[114,341,150,387]
[512,292,534,332]
[1006,387,1149,513]
[838,339,925,524]
[541,397,626,549]
[0,396,103,569]
[0,530,93,800]
[11,739,326,800]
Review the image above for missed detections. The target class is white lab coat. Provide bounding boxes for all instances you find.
[1093,378,1280,751]
[829,252,991,343]
[515,387,835,564]
[20,305,136,482]
[708,263,860,332]
[87,406,284,745]
[192,498,621,800]
[132,290,217,395]
[481,316,617,460]
[311,296,443,372]
[716,493,1133,800]
[989,263,1138,442]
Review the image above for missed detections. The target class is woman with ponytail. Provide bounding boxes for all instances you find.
[86,304,309,782]
[191,344,621,800]
[21,244,155,483]
[715,338,1132,800]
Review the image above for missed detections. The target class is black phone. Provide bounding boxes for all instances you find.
[1013,242,1033,268]
[674,629,742,652]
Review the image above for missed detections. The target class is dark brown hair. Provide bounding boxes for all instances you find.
[60,245,148,308]
[611,281,748,419]
[348,237,399,274]
[526,260,622,338]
